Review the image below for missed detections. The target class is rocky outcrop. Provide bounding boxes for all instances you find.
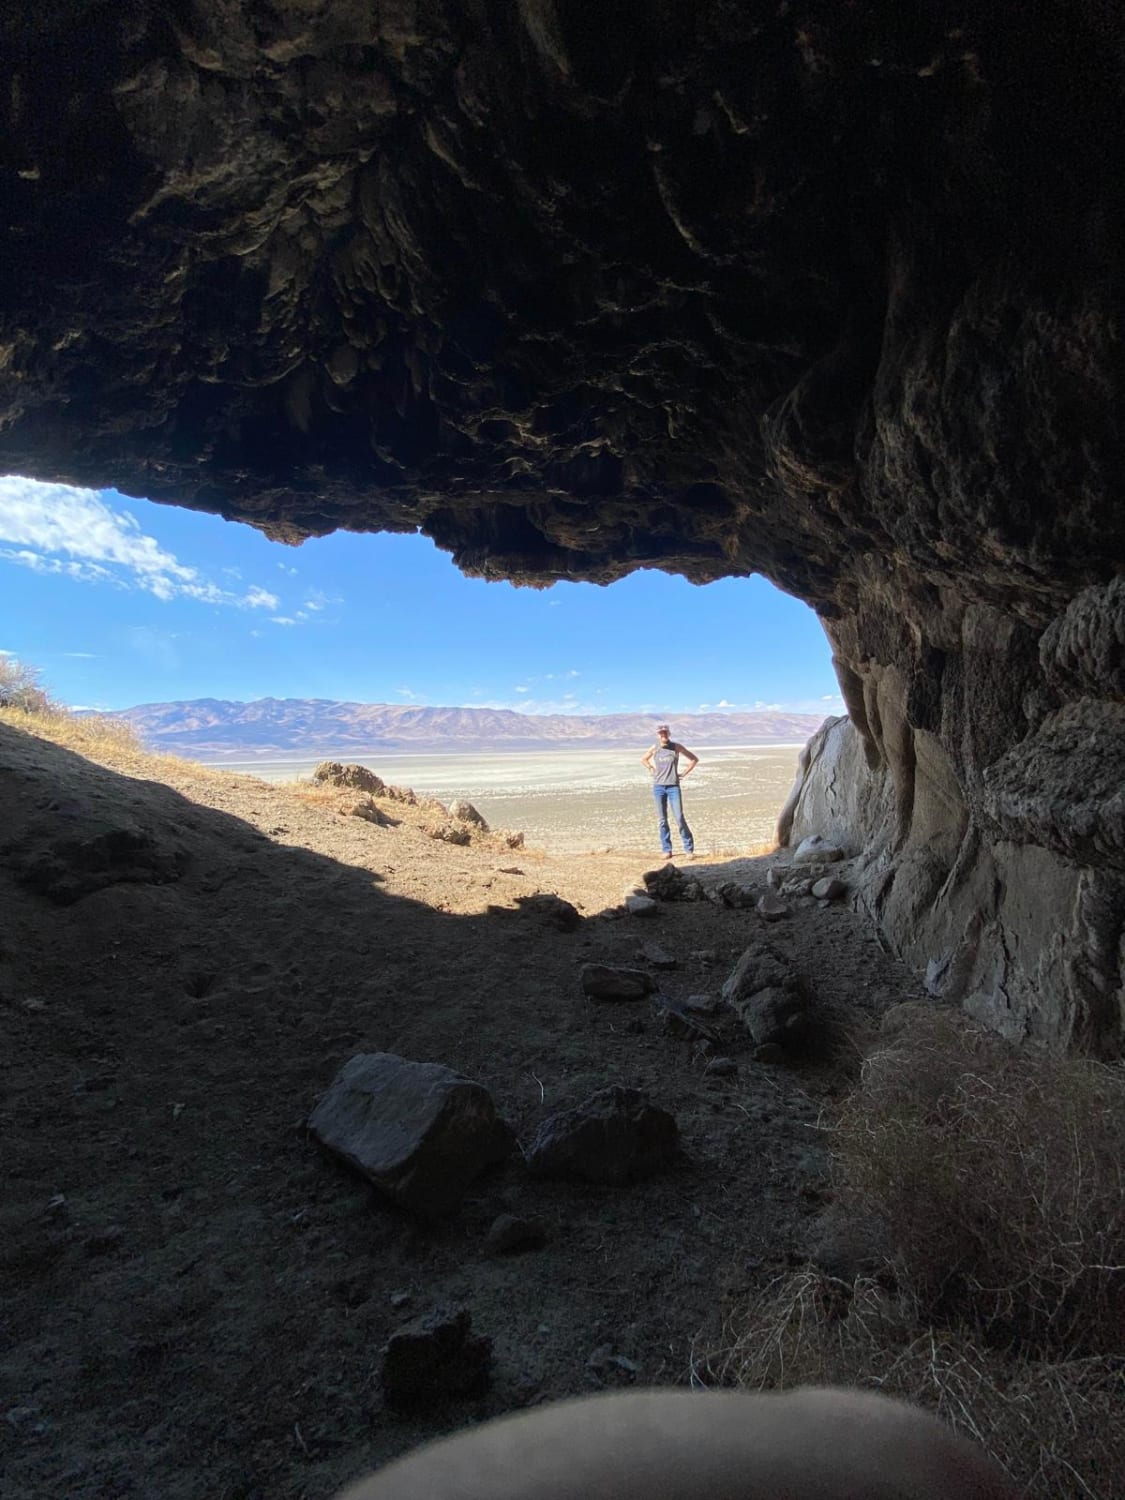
[2,6,1123,1051]
[783,708,1124,1055]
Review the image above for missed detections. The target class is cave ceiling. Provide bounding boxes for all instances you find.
[1,2,1122,623]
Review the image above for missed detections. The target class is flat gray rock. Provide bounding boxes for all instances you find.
[639,943,677,969]
[792,834,846,865]
[485,1213,549,1255]
[624,894,659,917]
[580,963,654,1000]
[308,1052,514,1217]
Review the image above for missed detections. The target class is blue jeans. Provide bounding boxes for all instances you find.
[653,783,694,855]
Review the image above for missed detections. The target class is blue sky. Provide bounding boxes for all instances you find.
[0,475,842,716]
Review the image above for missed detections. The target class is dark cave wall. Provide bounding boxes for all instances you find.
[2,3,1123,1049]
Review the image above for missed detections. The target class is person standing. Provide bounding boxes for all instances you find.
[641,724,698,860]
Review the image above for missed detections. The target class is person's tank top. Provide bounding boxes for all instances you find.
[652,744,679,786]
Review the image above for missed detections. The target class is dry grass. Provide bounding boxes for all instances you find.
[0,705,216,783]
[706,1274,1123,1499]
[702,1009,1125,1498]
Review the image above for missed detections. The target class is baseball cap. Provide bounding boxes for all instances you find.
[657,724,671,733]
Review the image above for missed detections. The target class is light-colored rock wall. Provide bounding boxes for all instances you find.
[782,588,1125,1057]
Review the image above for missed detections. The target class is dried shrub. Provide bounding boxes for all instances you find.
[0,655,52,713]
[701,1011,1125,1499]
[707,1272,1124,1500]
[834,1010,1125,1351]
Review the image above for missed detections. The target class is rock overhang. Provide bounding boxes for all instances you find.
[1,3,1120,616]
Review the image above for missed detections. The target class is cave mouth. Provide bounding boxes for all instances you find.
[0,474,839,858]
[2,5,1123,1053]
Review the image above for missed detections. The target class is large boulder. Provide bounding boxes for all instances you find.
[308,1053,514,1217]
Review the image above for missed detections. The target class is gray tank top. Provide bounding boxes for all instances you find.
[651,744,679,786]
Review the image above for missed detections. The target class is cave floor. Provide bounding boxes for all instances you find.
[0,721,926,1499]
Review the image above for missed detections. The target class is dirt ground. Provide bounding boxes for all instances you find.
[0,720,928,1499]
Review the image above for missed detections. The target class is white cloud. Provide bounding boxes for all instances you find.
[244,585,279,610]
[396,686,420,700]
[566,669,580,678]
[62,651,99,659]
[0,477,279,611]
[514,685,529,694]
[270,616,298,626]
[277,562,298,575]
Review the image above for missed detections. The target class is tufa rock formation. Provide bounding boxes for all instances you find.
[2,6,1122,1051]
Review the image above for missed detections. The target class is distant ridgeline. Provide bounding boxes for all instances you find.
[113,699,828,756]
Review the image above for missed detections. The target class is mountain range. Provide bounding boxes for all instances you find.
[116,699,830,757]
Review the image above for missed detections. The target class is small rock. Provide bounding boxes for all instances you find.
[690,949,718,964]
[756,892,791,921]
[580,963,654,1001]
[430,822,471,845]
[642,865,698,901]
[587,1345,640,1378]
[485,1214,549,1255]
[346,797,388,825]
[389,1289,412,1308]
[753,1042,787,1065]
[639,943,677,969]
[624,894,659,918]
[313,761,385,795]
[792,835,845,865]
[450,799,488,829]
[710,881,760,909]
[521,893,582,931]
[704,1056,738,1077]
[735,985,809,1048]
[811,876,847,900]
[766,866,784,888]
[526,1086,678,1185]
[683,993,721,1015]
[496,865,524,875]
[381,1307,492,1409]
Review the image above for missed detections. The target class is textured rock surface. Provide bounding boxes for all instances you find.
[3,6,1124,1051]
[308,1052,514,1216]
[526,1086,678,1184]
[381,1307,492,1409]
[784,716,1124,1054]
